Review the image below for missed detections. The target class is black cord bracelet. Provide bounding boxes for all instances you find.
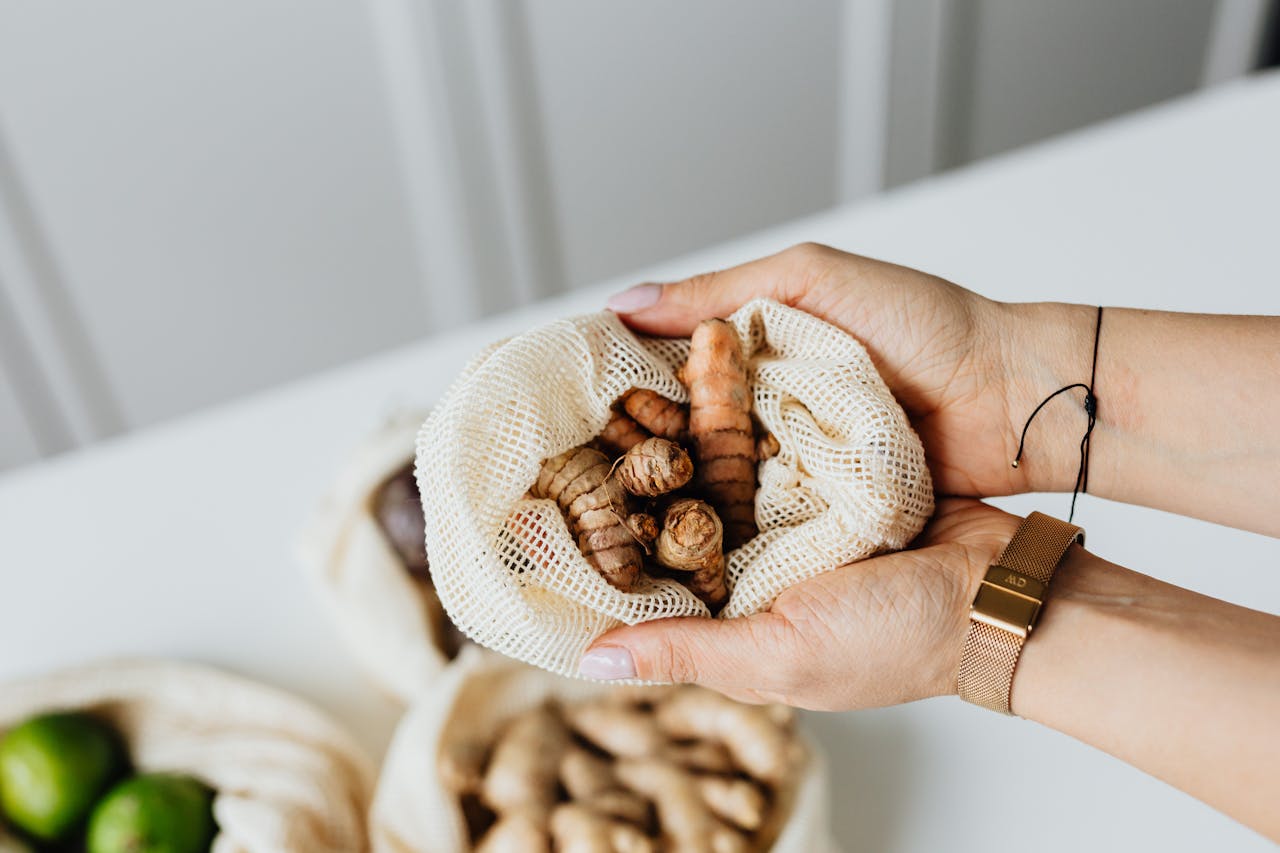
[1011,305,1103,523]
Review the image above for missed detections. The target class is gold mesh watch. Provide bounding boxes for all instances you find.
[957,511,1084,714]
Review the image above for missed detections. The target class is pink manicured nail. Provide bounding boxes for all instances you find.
[579,646,637,680]
[606,283,662,313]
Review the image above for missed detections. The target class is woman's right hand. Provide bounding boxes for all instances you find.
[607,242,1094,498]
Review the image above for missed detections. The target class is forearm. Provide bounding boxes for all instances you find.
[1012,546,1280,840]
[999,303,1280,535]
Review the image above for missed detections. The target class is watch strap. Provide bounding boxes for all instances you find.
[957,511,1083,714]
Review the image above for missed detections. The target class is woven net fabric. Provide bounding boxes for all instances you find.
[416,298,934,678]
[0,659,375,853]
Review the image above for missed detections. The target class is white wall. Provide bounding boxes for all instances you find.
[0,357,40,470]
[523,0,843,288]
[0,1,428,432]
[953,0,1215,165]
[0,0,1265,471]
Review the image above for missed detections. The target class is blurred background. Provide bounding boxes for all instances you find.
[1,0,1277,473]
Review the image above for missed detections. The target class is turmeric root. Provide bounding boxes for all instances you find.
[654,499,728,610]
[655,688,797,785]
[615,437,694,497]
[623,512,659,548]
[685,319,757,548]
[533,447,642,592]
[755,432,780,462]
[482,704,570,812]
[597,410,650,455]
[623,389,689,441]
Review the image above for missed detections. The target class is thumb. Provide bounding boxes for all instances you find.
[606,244,822,336]
[579,612,802,699]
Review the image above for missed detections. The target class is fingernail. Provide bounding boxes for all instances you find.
[578,646,637,680]
[606,283,662,313]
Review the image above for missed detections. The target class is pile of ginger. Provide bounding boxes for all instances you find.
[440,685,803,853]
[532,320,776,610]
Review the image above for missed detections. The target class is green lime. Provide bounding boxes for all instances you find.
[86,773,215,853]
[0,824,36,853]
[0,712,126,841]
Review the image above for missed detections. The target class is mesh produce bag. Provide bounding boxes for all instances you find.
[299,412,466,703]
[0,659,374,853]
[417,298,934,678]
[369,650,839,853]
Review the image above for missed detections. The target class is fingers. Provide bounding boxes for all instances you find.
[915,497,1019,549]
[606,244,834,336]
[579,612,803,702]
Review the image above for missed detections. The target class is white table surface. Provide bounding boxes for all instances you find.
[3,72,1278,852]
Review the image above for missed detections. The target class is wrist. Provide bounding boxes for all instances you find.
[932,507,1024,699]
[988,301,1099,494]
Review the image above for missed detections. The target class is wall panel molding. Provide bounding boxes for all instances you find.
[460,0,564,301]
[0,121,120,450]
[838,0,893,201]
[367,0,483,328]
[1202,0,1270,85]
[883,0,955,187]
[367,0,563,322]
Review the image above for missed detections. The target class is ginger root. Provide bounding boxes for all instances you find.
[664,739,735,775]
[549,804,615,853]
[610,823,657,853]
[623,389,689,441]
[482,705,570,813]
[655,687,797,785]
[451,688,803,853]
[474,808,549,853]
[654,499,728,610]
[615,437,694,497]
[696,776,766,831]
[533,447,642,592]
[614,759,748,853]
[438,737,487,795]
[565,701,666,759]
[582,789,651,826]
[559,746,617,800]
[685,319,758,548]
[597,409,650,455]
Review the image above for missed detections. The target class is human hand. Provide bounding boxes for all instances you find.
[579,499,1020,709]
[607,243,1094,497]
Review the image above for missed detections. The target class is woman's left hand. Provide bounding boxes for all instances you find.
[580,500,1020,710]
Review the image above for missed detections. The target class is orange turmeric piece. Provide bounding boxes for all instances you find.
[685,319,757,549]
[596,410,650,456]
[532,447,641,592]
[623,389,689,441]
[655,498,728,610]
[615,437,694,497]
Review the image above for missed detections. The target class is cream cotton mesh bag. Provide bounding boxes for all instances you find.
[369,649,839,853]
[0,659,375,853]
[299,411,466,704]
[417,298,934,678]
